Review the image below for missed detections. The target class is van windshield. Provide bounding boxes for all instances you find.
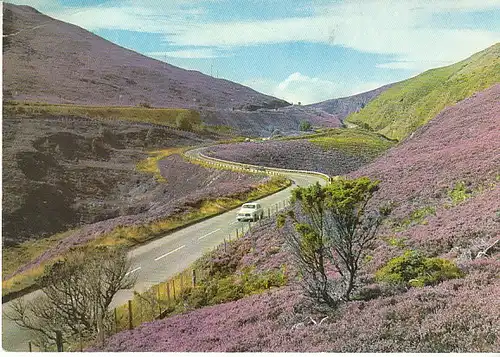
[243,204,255,209]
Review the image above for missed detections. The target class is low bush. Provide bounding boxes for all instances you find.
[375,250,464,287]
[299,120,312,131]
[176,112,193,131]
[179,267,287,311]
[448,181,472,205]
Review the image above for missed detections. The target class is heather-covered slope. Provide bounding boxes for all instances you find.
[351,84,500,221]
[2,3,289,110]
[2,118,209,246]
[204,129,394,175]
[2,115,276,297]
[93,85,500,353]
[346,43,500,140]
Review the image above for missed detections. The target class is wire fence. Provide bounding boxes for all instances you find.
[24,198,292,352]
[112,197,291,333]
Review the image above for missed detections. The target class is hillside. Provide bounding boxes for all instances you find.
[346,43,500,140]
[306,83,394,122]
[93,85,500,352]
[2,3,289,110]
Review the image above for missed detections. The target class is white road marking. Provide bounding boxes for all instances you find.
[154,245,186,261]
[125,267,142,276]
[198,228,221,240]
[229,221,239,226]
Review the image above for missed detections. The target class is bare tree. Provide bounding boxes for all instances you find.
[5,246,134,350]
[278,178,390,307]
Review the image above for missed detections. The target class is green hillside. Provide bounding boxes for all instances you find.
[346,43,500,141]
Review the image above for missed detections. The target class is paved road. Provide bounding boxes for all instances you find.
[2,148,327,352]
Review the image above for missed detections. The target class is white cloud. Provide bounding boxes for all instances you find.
[274,72,340,104]
[12,0,500,100]
[245,73,342,105]
[163,3,500,72]
[245,74,395,104]
[33,0,500,73]
[148,48,225,59]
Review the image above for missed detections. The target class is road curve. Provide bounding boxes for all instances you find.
[2,146,329,352]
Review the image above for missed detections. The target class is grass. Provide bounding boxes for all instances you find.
[392,206,437,232]
[346,43,500,140]
[136,147,186,182]
[308,128,395,159]
[3,101,202,130]
[447,181,472,205]
[2,176,291,297]
[2,229,78,283]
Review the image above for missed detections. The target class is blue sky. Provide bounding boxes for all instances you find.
[11,0,500,104]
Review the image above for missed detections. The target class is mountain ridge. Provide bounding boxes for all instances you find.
[2,3,290,110]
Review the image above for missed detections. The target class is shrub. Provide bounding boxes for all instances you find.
[375,250,464,287]
[207,276,245,305]
[176,112,193,131]
[278,178,391,306]
[181,268,286,309]
[299,120,312,131]
[138,101,152,108]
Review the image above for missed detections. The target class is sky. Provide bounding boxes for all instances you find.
[10,0,500,104]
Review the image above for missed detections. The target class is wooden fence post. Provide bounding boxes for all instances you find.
[28,341,32,352]
[128,300,133,330]
[139,297,143,324]
[166,282,171,302]
[172,280,176,299]
[248,221,251,231]
[224,237,227,252]
[192,270,197,287]
[114,308,118,333]
[236,228,239,238]
[157,285,162,317]
[79,326,83,352]
[55,330,63,352]
[268,208,270,217]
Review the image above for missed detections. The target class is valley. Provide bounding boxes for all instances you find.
[2,1,499,353]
